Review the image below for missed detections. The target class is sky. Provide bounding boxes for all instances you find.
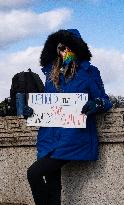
[0,0,124,101]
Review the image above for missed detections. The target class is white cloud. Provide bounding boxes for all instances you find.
[0,0,33,9]
[91,47,124,97]
[0,46,124,102]
[0,8,72,47]
[0,46,45,101]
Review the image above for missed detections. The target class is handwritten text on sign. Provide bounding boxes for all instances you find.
[27,93,88,128]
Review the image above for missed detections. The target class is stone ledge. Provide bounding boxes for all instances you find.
[0,108,124,146]
[0,204,27,205]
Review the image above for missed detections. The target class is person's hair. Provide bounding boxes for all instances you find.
[49,56,78,91]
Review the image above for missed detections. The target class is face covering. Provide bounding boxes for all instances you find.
[62,50,77,67]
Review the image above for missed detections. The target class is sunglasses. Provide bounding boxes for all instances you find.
[57,43,71,56]
[57,44,66,52]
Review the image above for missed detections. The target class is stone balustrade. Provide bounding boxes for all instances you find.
[0,108,124,205]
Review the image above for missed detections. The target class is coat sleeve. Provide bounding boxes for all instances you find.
[88,66,113,112]
[41,64,52,93]
[44,80,49,93]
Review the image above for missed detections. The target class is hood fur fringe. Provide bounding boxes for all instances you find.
[40,29,92,67]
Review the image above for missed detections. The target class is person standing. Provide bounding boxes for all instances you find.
[27,29,113,205]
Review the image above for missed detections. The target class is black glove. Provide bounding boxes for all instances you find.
[81,98,105,116]
[23,105,34,119]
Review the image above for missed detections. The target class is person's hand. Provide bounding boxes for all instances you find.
[81,98,104,116]
[23,105,34,119]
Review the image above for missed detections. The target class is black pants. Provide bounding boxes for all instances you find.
[27,153,70,205]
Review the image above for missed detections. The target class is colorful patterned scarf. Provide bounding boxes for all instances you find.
[62,50,77,67]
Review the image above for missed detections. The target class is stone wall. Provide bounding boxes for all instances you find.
[0,108,124,205]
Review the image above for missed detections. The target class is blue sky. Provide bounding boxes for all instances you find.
[0,0,124,101]
[34,0,124,51]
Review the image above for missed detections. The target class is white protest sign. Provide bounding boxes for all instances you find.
[27,93,88,128]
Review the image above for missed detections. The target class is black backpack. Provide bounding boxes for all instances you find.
[10,69,45,115]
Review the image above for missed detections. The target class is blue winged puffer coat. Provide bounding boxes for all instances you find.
[36,61,112,161]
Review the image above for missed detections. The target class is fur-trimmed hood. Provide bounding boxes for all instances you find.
[40,29,92,67]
